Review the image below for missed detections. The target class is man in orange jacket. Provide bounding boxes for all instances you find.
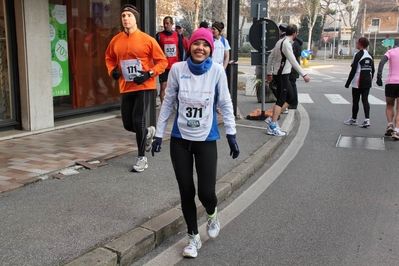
[105,4,168,173]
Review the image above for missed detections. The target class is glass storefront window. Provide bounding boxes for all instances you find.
[0,0,11,122]
[49,0,124,113]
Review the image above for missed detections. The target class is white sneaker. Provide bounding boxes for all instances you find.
[264,116,273,125]
[344,118,358,125]
[145,126,156,152]
[359,119,370,128]
[282,109,289,114]
[266,126,286,136]
[182,234,202,258]
[207,210,220,238]
[132,156,148,172]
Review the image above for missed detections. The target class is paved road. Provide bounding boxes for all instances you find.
[134,63,399,265]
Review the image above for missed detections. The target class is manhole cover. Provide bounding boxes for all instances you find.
[336,135,385,150]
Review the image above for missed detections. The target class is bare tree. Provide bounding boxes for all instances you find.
[239,0,251,47]
[211,0,227,23]
[194,0,203,30]
[268,0,291,22]
[320,0,340,34]
[339,0,364,55]
[298,0,322,50]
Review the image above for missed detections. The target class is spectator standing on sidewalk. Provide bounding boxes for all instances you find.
[175,22,189,55]
[199,21,209,29]
[288,31,303,109]
[344,37,375,128]
[211,21,230,71]
[376,46,399,139]
[156,16,185,104]
[151,28,240,258]
[105,4,168,172]
[279,23,287,39]
[266,24,310,136]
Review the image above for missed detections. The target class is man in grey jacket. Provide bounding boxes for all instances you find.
[266,24,310,136]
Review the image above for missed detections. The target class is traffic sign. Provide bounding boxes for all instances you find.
[249,19,279,52]
[301,50,310,59]
[322,36,330,44]
[382,39,395,47]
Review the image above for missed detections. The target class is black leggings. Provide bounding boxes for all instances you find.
[274,74,294,107]
[170,137,218,235]
[121,90,151,156]
[351,87,370,119]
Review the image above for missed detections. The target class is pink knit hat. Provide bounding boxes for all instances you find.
[188,28,214,53]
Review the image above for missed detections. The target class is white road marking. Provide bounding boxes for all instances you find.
[325,94,350,104]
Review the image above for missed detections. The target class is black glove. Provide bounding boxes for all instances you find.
[111,66,122,80]
[376,76,383,87]
[151,137,162,157]
[133,71,150,85]
[227,134,240,159]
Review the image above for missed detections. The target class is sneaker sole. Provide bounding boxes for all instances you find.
[266,131,286,137]
[359,125,370,128]
[385,129,394,136]
[392,135,399,140]
[132,164,148,172]
[182,253,197,258]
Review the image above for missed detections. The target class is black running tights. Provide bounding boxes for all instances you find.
[351,87,370,119]
[121,90,150,157]
[170,137,218,235]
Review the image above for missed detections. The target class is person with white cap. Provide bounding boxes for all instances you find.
[279,23,287,39]
[151,27,240,258]
[105,4,168,172]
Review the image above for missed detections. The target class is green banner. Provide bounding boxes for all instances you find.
[49,4,69,97]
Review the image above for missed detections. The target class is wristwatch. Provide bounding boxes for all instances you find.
[149,70,154,78]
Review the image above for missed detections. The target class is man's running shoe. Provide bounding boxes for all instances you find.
[145,126,156,152]
[392,131,399,140]
[344,118,358,126]
[132,156,148,172]
[359,119,370,128]
[264,116,273,125]
[182,234,202,258]
[282,109,289,114]
[266,126,286,136]
[385,124,394,136]
[207,209,220,238]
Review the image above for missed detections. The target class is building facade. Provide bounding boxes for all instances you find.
[0,0,157,133]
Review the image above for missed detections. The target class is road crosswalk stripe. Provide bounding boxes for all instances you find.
[325,94,350,104]
[368,95,386,105]
[297,93,386,105]
[298,93,314,103]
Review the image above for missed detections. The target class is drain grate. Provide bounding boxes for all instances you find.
[336,135,385,150]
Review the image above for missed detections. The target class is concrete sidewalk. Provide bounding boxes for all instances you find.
[0,90,296,266]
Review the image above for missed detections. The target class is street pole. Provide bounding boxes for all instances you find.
[259,3,266,116]
[373,30,377,57]
[332,20,336,60]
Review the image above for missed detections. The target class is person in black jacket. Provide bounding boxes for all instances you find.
[288,33,303,109]
[344,37,375,128]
